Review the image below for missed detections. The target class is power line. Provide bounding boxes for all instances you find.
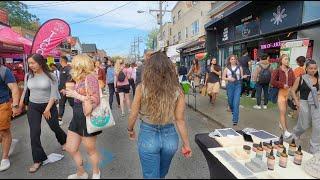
[26,1,66,7]
[27,1,80,9]
[70,1,133,25]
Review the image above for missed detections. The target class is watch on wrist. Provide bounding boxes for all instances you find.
[12,105,19,109]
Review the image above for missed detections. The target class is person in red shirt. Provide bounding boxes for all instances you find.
[94,60,106,89]
[271,54,296,139]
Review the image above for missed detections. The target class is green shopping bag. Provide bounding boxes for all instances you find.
[181,81,191,94]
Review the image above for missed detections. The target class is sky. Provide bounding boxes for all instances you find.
[22,1,177,57]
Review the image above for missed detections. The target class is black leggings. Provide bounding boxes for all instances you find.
[27,102,67,163]
[129,79,136,96]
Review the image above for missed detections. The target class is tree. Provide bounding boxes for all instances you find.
[110,56,124,63]
[0,1,40,31]
[145,28,159,50]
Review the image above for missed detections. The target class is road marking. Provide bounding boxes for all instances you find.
[84,147,114,171]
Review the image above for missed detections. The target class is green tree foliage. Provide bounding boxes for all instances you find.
[145,28,159,50]
[110,56,124,63]
[0,1,39,31]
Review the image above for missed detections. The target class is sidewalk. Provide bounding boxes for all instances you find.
[186,89,311,150]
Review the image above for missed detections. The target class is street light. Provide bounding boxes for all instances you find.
[137,10,145,13]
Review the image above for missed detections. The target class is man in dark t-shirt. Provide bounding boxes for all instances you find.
[238,51,252,96]
[58,56,74,125]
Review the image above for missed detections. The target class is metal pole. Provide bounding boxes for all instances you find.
[137,36,140,61]
[133,37,136,62]
[159,1,163,50]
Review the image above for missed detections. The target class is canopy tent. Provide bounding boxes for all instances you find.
[0,25,32,56]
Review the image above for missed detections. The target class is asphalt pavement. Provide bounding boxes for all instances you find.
[0,104,222,179]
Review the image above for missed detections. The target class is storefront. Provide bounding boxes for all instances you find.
[205,1,320,68]
[178,38,206,72]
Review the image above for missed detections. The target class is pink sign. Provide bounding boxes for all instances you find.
[260,41,281,50]
[31,19,70,56]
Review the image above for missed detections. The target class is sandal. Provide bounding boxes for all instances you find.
[29,162,42,173]
[62,144,67,151]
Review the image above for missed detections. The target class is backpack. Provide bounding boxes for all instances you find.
[258,64,271,84]
[227,66,240,81]
[118,70,126,82]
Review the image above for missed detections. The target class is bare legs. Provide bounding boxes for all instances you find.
[66,131,100,176]
[0,129,11,160]
[119,92,131,115]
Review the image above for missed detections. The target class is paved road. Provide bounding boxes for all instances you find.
[0,104,222,179]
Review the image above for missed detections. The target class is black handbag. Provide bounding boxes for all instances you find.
[23,88,30,106]
[287,98,297,110]
[23,74,30,106]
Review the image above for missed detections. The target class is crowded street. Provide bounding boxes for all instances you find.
[1,1,320,179]
[0,104,221,179]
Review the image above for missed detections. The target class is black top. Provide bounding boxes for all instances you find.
[58,65,72,90]
[207,65,221,83]
[298,78,319,100]
[178,66,188,76]
[239,55,251,75]
[135,65,144,85]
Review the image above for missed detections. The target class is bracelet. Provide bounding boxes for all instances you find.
[127,128,134,132]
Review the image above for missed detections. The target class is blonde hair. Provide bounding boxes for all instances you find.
[71,54,95,82]
[279,54,290,66]
[114,58,124,75]
[142,51,180,124]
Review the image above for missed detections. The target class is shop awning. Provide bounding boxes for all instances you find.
[166,43,182,58]
[177,39,205,51]
[204,1,252,29]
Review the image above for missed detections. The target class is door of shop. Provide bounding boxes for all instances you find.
[219,46,233,69]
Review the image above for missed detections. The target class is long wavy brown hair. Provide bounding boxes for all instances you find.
[142,51,180,124]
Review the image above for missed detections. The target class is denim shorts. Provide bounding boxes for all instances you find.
[137,121,179,179]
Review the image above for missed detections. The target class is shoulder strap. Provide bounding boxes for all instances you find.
[0,65,7,82]
[301,74,314,90]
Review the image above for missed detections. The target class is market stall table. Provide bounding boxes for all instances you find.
[195,132,315,179]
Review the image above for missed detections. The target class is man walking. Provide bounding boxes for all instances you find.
[135,50,153,86]
[0,64,20,171]
[58,56,74,126]
[252,54,272,109]
[106,59,120,109]
[239,51,252,97]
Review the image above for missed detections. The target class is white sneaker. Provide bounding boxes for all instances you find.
[263,105,268,110]
[253,105,262,110]
[0,159,10,172]
[59,121,63,126]
[92,171,101,179]
[68,172,89,179]
[9,139,18,156]
[284,130,293,139]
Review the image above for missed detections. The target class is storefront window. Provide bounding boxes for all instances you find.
[233,44,241,58]
[302,1,320,23]
[235,19,260,40]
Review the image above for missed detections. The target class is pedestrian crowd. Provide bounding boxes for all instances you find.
[187,50,320,155]
[0,50,192,179]
[0,47,319,178]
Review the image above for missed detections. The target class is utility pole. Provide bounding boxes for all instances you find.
[148,1,171,51]
[137,36,143,61]
[133,37,136,62]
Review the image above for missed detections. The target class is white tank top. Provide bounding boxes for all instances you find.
[226,66,241,80]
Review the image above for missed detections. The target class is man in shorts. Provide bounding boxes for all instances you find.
[0,64,21,171]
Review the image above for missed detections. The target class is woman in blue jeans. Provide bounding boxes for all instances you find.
[222,55,249,126]
[128,51,192,179]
